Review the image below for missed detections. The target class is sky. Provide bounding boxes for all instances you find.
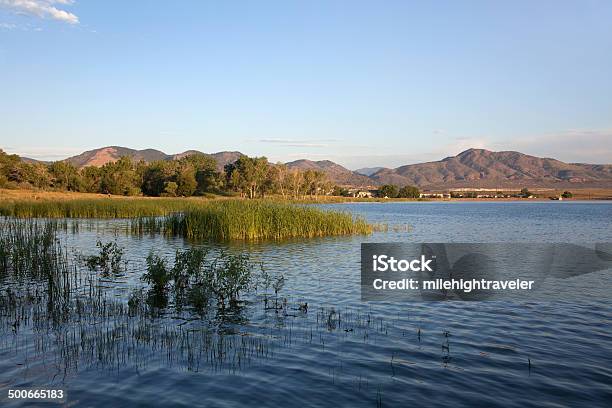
[0,0,611,169]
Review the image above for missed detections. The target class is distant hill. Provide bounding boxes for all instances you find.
[24,145,612,189]
[170,150,206,161]
[354,167,385,176]
[370,148,612,188]
[20,156,50,165]
[65,147,167,167]
[63,146,244,172]
[209,151,244,171]
[286,159,374,187]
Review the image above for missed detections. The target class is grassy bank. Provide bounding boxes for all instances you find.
[133,200,372,240]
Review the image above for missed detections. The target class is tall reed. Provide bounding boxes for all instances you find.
[1,198,373,239]
[145,200,372,240]
[0,198,196,218]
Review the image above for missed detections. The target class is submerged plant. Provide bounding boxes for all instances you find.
[211,252,253,308]
[139,248,258,313]
[85,240,125,275]
[142,253,171,293]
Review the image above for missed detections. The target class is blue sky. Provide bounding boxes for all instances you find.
[1,0,611,169]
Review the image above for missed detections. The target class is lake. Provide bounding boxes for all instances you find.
[1,201,611,407]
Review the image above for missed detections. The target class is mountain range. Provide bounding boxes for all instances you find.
[354,167,385,176]
[285,159,374,186]
[63,146,243,172]
[368,149,612,189]
[19,146,612,189]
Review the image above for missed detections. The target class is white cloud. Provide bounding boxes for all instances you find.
[0,0,79,24]
[4,146,83,160]
[0,22,17,29]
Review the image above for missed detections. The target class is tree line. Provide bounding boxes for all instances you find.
[0,149,424,199]
[377,184,420,198]
[0,149,333,199]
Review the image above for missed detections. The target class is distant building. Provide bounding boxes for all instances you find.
[355,190,373,198]
[347,189,374,198]
[419,193,450,199]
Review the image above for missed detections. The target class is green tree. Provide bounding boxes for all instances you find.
[265,163,289,198]
[0,149,22,188]
[301,170,327,197]
[176,164,197,196]
[332,185,350,197]
[162,181,178,197]
[561,191,573,198]
[398,185,420,198]
[31,163,53,189]
[81,166,102,193]
[0,150,55,189]
[225,156,270,198]
[99,157,140,195]
[378,184,399,198]
[49,161,82,191]
[288,169,304,198]
[182,154,221,194]
[142,161,171,196]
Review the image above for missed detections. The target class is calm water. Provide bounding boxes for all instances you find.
[1,201,611,407]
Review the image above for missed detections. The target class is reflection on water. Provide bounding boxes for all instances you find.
[1,201,611,407]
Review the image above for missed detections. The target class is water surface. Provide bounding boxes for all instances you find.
[1,201,611,407]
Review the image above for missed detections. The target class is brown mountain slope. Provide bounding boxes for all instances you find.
[64,146,244,172]
[370,149,612,188]
[209,151,244,171]
[65,147,167,167]
[44,146,612,188]
[20,157,50,165]
[285,159,374,187]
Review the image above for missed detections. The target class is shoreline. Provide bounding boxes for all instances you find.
[1,188,611,203]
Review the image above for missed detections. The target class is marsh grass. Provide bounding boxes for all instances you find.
[0,219,279,372]
[1,198,372,240]
[0,197,197,218]
[0,230,395,408]
[132,200,372,240]
[1,217,405,406]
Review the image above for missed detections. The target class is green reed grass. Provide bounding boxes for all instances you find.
[0,198,196,218]
[136,200,372,240]
[1,198,373,240]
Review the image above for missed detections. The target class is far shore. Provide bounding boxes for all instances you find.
[1,188,611,203]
